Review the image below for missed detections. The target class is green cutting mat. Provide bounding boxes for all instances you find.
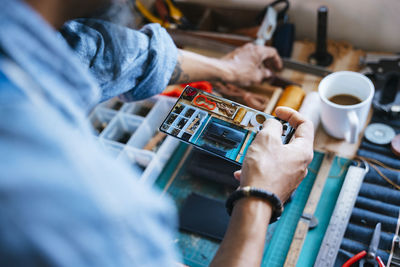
[262,154,350,267]
[297,156,350,267]
[156,144,350,266]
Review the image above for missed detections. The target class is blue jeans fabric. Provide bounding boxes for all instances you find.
[334,113,400,267]
[358,183,400,206]
[364,166,400,187]
[344,223,393,251]
[349,207,397,234]
[360,141,396,158]
[358,148,400,169]
[356,196,400,217]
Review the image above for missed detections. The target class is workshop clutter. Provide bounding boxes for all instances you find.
[212,82,271,111]
[334,113,400,266]
[89,95,179,184]
[162,81,213,97]
[135,0,294,57]
[272,84,305,116]
[135,0,192,30]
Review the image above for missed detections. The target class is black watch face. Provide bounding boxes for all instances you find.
[160,86,295,165]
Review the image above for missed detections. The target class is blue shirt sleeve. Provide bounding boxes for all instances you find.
[0,71,181,267]
[60,20,178,102]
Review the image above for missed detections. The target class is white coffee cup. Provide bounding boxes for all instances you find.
[318,71,375,143]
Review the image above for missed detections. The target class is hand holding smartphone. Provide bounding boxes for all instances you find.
[160,86,295,165]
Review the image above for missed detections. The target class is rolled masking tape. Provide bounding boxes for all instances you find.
[250,112,268,131]
[234,107,247,123]
[299,91,321,133]
[272,85,305,116]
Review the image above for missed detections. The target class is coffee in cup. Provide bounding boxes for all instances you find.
[328,94,362,106]
[318,71,375,143]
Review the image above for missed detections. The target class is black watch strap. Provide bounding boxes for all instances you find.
[225,186,284,223]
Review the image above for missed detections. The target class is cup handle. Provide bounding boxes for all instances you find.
[345,110,359,144]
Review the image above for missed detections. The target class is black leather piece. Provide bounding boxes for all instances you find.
[186,148,240,188]
[179,193,230,241]
[365,59,400,118]
[372,71,400,118]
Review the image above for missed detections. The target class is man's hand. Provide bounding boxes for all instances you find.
[221,43,282,86]
[210,107,313,267]
[169,44,282,87]
[239,107,314,202]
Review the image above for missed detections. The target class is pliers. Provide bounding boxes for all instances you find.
[135,0,191,29]
[342,223,385,267]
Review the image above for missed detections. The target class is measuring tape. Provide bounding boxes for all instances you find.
[313,165,368,267]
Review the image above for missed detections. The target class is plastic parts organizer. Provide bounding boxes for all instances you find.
[89,95,180,184]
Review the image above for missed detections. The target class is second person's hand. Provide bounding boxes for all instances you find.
[221,43,282,86]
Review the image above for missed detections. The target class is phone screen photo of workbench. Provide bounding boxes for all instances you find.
[159,86,295,165]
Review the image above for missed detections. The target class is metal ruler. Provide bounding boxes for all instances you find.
[284,152,335,266]
[313,164,368,267]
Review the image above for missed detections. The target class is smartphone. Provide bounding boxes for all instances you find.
[159,86,295,165]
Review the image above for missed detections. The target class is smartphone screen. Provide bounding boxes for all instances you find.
[159,86,295,165]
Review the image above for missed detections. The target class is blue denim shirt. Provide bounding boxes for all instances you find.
[60,18,178,103]
[0,0,179,266]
